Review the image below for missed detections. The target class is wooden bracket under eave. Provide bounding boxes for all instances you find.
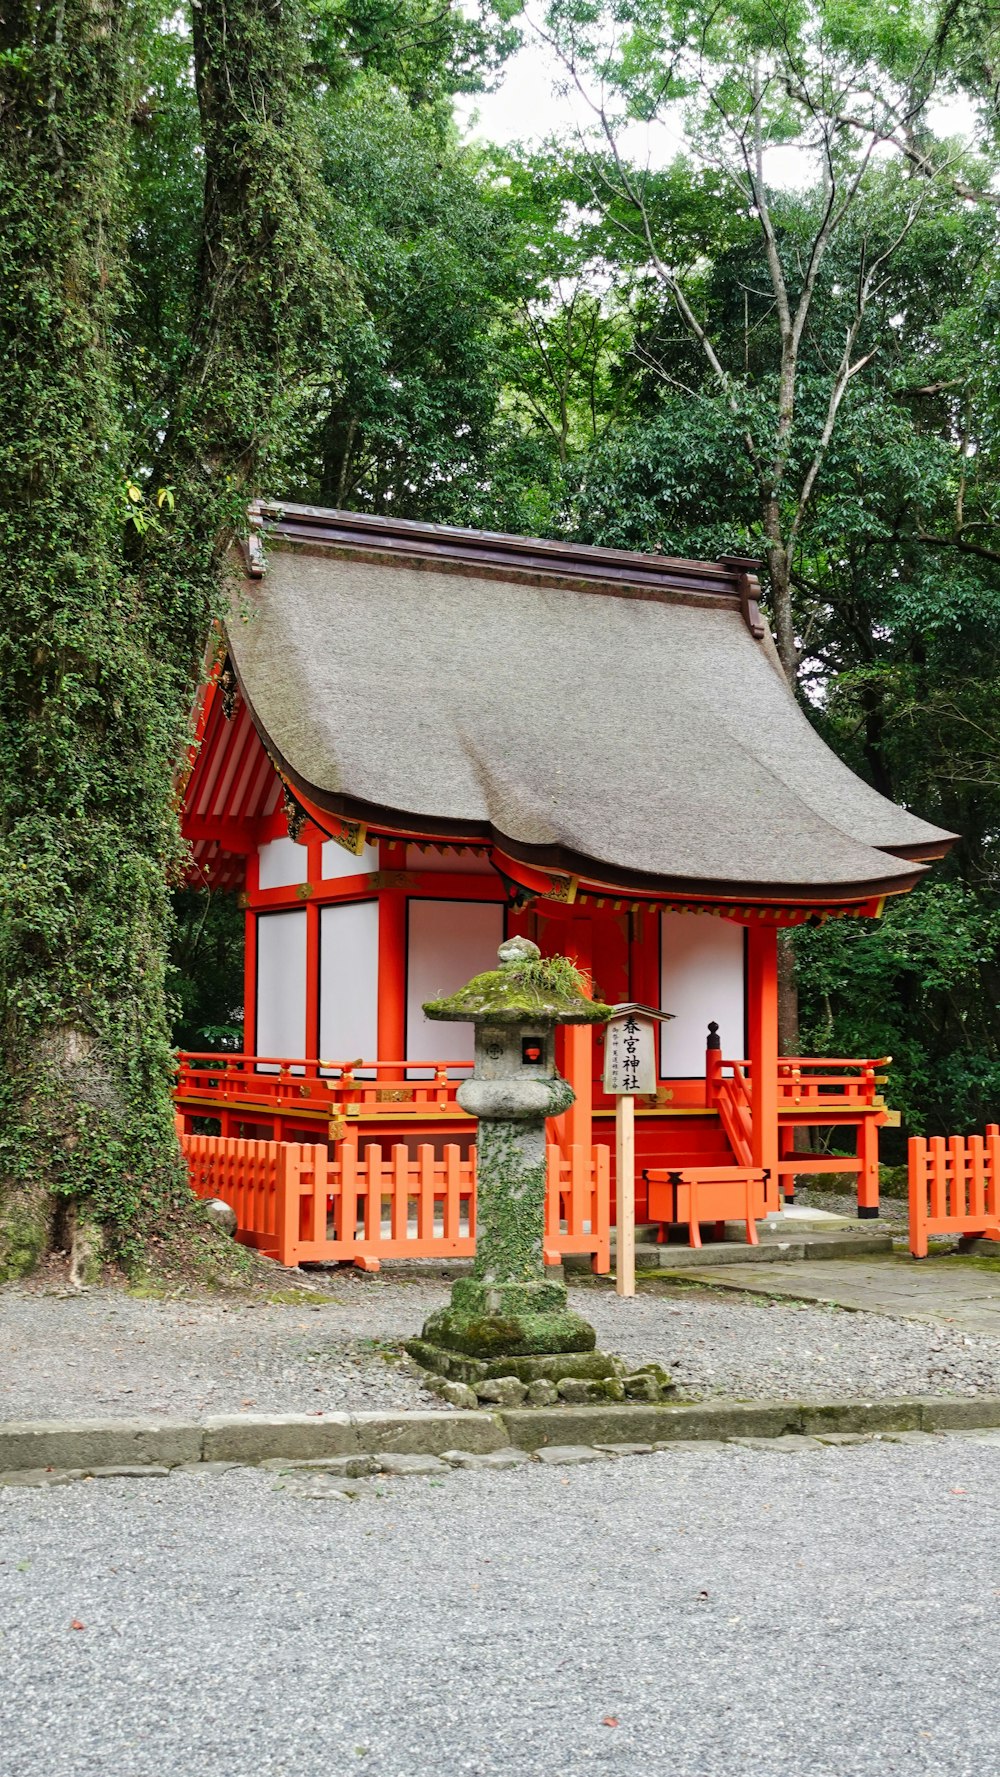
[718,554,766,640]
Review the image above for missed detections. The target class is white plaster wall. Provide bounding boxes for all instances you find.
[660,912,746,1076]
[257,835,308,890]
[319,900,379,1069]
[406,899,504,1074]
[255,910,307,1064]
[322,836,379,878]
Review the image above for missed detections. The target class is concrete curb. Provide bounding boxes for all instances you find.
[628,1233,895,1271]
[2,1395,1000,1475]
[0,1410,506,1474]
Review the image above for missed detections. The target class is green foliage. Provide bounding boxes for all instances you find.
[795,882,1000,1140]
[305,0,520,106]
[167,889,245,1051]
[282,73,518,516]
[0,1,184,1264]
[564,396,759,555]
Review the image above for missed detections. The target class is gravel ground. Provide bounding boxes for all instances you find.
[1,1438,999,1776]
[0,1275,437,1421]
[796,1183,909,1228]
[1,1269,998,1420]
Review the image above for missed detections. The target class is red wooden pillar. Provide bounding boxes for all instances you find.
[304,835,322,1061]
[747,923,779,1214]
[858,1116,881,1218]
[779,1122,796,1203]
[561,919,593,1158]
[378,889,406,1062]
[243,849,259,1055]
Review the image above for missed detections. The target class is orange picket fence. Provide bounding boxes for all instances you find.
[909,1125,1000,1257]
[182,1132,610,1273]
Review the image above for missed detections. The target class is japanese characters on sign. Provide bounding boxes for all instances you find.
[603,1012,656,1096]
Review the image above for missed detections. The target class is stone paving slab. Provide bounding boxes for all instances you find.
[671,1256,1000,1336]
[595,1227,893,1270]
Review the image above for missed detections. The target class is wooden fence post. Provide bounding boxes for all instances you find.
[275,1144,299,1265]
[908,1136,928,1258]
[592,1145,611,1275]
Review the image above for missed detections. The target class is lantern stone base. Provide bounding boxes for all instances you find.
[405,1338,621,1388]
[412,1274,598,1364]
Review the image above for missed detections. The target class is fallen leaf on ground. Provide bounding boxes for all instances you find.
[70,1620,85,1631]
[601,1717,619,1728]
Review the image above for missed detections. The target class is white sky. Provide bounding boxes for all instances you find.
[455,12,979,183]
[455,22,677,163]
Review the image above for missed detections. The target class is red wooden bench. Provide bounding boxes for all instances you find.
[643,1166,765,1249]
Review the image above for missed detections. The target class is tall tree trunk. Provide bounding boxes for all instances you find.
[150,0,333,678]
[764,525,796,680]
[766,527,802,1123]
[0,0,332,1281]
[777,933,800,1058]
[0,0,174,1281]
[319,412,358,509]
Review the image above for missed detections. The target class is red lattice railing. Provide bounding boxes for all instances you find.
[182,1132,610,1273]
[176,1052,470,1121]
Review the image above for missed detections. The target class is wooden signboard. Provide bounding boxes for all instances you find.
[603,1011,657,1097]
[604,1005,673,1299]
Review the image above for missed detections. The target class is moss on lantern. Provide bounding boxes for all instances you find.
[405,937,615,1372]
[423,950,611,1026]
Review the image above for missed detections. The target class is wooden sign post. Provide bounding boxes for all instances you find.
[615,1091,636,1298]
[603,1005,672,1299]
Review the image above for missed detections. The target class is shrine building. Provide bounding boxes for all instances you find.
[174,502,955,1267]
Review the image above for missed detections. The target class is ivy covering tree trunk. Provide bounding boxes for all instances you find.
[0,0,330,1282]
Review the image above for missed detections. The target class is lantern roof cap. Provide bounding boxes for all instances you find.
[423,941,611,1026]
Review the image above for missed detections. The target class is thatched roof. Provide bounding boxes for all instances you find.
[224,503,954,903]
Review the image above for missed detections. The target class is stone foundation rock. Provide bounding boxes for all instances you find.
[407,1341,675,1407]
[203,1198,238,1238]
[476,1376,528,1406]
[525,1379,559,1406]
[405,1338,620,1387]
[557,1377,627,1404]
[623,1374,662,1401]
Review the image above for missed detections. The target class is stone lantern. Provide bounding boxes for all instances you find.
[406,937,628,1396]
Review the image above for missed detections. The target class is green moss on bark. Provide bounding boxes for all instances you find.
[0,2,332,1275]
[0,1184,52,1285]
